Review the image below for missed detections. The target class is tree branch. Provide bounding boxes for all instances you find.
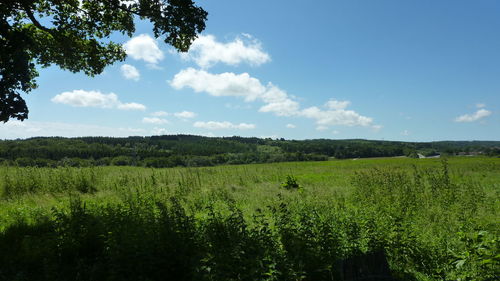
[21,2,55,35]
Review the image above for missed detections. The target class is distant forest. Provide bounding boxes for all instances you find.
[1,135,499,168]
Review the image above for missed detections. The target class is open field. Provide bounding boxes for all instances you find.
[0,157,499,280]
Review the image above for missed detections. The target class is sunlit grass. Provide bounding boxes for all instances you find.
[0,157,498,280]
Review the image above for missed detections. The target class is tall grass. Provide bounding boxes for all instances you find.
[0,157,498,280]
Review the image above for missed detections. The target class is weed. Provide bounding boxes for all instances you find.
[281,175,300,190]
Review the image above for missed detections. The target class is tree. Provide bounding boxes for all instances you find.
[0,0,207,122]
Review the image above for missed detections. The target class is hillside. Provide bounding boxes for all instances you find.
[1,135,499,168]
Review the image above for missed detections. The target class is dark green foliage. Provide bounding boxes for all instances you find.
[0,159,498,280]
[0,196,402,281]
[1,0,207,122]
[1,167,98,198]
[281,175,300,190]
[1,136,498,168]
[351,161,499,279]
[15,157,34,167]
[110,155,133,166]
[449,230,499,280]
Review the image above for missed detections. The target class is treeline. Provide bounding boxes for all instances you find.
[0,135,499,167]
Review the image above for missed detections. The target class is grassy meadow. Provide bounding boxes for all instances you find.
[0,157,498,280]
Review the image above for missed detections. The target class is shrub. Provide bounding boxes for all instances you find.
[111,156,132,166]
[281,175,300,190]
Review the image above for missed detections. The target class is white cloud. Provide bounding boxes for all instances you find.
[193,121,255,130]
[123,34,164,64]
[52,90,146,111]
[171,68,266,101]
[258,85,300,116]
[117,102,146,111]
[151,127,168,135]
[401,130,410,136]
[286,124,296,129]
[174,111,197,119]
[455,109,492,123]
[179,34,270,68]
[332,130,340,135]
[171,68,299,116]
[0,121,145,139]
[151,111,169,117]
[120,64,140,81]
[171,68,378,130]
[300,106,374,127]
[476,103,486,108]
[325,99,350,110]
[142,117,169,125]
[52,90,118,108]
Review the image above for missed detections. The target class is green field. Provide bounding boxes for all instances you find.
[1,157,499,280]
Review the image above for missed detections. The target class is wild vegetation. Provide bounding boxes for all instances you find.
[0,157,498,280]
[1,135,499,168]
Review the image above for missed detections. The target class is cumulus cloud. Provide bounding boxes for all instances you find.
[142,117,169,125]
[52,90,118,108]
[171,69,378,129]
[52,90,146,111]
[309,100,375,130]
[258,85,300,116]
[286,124,296,129]
[123,34,164,64]
[117,103,146,111]
[179,34,270,68]
[171,68,265,100]
[300,103,374,127]
[193,121,255,130]
[174,111,197,119]
[120,64,140,81]
[171,68,299,116]
[455,109,492,123]
[325,99,350,110]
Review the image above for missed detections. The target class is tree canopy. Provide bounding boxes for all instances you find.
[1,135,498,168]
[0,0,207,122]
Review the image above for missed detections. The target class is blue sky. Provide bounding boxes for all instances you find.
[2,0,499,141]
